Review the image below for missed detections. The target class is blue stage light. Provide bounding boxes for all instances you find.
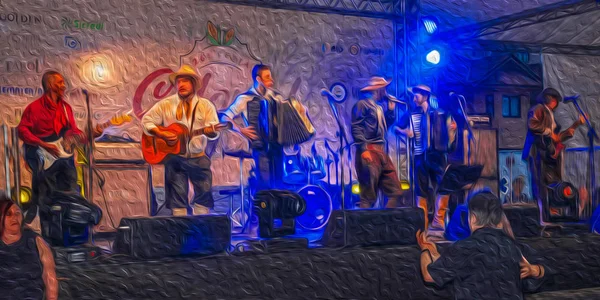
[422,17,438,35]
[426,50,441,65]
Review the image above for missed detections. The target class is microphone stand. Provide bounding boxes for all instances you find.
[457,95,475,166]
[322,91,351,211]
[83,89,95,243]
[569,97,598,218]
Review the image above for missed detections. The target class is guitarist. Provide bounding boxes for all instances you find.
[523,88,586,221]
[141,65,222,216]
[17,71,103,223]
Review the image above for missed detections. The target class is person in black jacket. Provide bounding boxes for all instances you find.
[417,191,550,300]
[351,77,404,209]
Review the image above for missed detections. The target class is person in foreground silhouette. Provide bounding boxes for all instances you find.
[417,191,548,299]
[0,194,58,300]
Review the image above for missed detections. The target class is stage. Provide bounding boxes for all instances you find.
[55,226,600,300]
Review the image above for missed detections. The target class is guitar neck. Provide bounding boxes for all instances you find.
[189,122,231,137]
[190,126,209,137]
[96,120,114,131]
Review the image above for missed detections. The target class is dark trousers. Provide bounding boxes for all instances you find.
[528,152,562,222]
[355,149,404,208]
[25,146,79,222]
[251,144,284,192]
[415,151,448,198]
[165,155,214,209]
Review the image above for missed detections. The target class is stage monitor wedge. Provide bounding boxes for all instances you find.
[114,215,231,259]
[322,207,425,248]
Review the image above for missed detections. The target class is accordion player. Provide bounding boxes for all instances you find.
[246,92,315,150]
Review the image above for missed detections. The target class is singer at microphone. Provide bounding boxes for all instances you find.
[351,76,406,209]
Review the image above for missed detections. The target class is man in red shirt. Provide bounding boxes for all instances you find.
[17,71,86,223]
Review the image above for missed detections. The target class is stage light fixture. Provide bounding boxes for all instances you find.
[422,17,438,35]
[545,181,579,222]
[426,50,441,65]
[11,186,32,205]
[351,183,360,195]
[400,180,410,190]
[254,190,306,238]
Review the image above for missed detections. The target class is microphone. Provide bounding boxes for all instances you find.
[564,94,580,103]
[385,94,404,103]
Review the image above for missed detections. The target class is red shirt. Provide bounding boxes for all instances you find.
[17,94,82,146]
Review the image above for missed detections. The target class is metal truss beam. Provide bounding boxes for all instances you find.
[440,0,599,41]
[460,40,600,56]
[205,0,403,19]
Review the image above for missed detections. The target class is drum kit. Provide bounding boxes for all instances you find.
[222,138,336,234]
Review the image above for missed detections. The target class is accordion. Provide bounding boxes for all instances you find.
[247,94,315,149]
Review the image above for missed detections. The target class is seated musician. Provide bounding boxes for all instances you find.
[351,77,404,209]
[142,65,221,216]
[223,64,308,191]
[17,71,103,223]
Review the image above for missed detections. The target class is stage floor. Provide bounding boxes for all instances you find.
[55,227,600,300]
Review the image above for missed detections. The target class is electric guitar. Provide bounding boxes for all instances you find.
[551,117,586,159]
[37,113,133,170]
[141,121,232,164]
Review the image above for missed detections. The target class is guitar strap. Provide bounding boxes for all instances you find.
[187,100,200,154]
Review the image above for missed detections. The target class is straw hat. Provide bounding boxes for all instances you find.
[408,84,432,95]
[360,76,392,91]
[169,65,201,88]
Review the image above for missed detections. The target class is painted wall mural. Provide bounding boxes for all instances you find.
[0,0,397,208]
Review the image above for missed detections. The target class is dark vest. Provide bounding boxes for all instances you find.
[0,229,45,300]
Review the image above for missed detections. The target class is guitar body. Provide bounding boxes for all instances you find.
[141,123,189,164]
[37,139,74,170]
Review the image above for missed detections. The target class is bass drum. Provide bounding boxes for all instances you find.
[296,185,332,231]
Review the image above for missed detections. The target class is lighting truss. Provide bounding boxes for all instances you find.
[462,40,600,56]
[441,0,600,41]
[205,0,403,19]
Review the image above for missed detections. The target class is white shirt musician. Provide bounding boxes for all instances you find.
[141,65,221,216]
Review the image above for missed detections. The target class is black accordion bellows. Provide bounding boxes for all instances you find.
[247,95,314,148]
[276,99,315,146]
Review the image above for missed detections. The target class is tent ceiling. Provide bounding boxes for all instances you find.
[480,9,600,46]
[421,0,566,29]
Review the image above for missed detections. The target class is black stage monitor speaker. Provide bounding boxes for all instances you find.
[114,215,231,259]
[504,204,541,238]
[321,207,425,247]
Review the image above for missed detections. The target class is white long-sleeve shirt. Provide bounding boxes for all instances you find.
[142,94,220,157]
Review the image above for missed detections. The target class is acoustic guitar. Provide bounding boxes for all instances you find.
[37,113,133,170]
[141,121,232,164]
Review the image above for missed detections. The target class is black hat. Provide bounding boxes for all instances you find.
[537,88,563,104]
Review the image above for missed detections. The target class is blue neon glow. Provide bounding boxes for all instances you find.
[422,18,438,35]
[426,50,441,64]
